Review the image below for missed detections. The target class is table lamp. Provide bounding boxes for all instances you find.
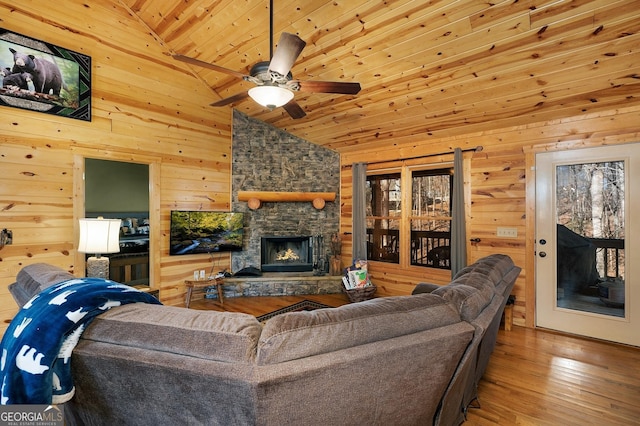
[78,217,121,278]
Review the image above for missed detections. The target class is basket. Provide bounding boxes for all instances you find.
[342,283,377,303]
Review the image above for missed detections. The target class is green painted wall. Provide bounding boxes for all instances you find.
[85,159,149,214]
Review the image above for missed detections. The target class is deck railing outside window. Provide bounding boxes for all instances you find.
[366,229,451,269]
[589,237,624,279]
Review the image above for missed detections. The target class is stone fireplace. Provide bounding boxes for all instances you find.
[230,111,340,275]
[214,111,342,299]
[261,236,313,272]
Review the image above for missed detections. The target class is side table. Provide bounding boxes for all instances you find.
[185,278,224,308]
[133,285,159,300]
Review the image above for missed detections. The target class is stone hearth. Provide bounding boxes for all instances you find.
[205,273,343,299]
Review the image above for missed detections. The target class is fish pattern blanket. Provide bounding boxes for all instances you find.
[0,278,161,404]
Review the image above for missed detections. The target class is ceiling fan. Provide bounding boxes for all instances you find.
[172,2,361,119]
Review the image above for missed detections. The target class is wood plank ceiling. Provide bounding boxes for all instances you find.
[120,0,640,151]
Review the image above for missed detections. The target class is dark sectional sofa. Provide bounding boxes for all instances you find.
[7,254,520,425]
[413,254,521,424]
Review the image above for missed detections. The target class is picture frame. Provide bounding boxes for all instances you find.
[0,27,91,121]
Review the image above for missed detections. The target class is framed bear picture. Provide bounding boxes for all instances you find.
[0,28,91,121]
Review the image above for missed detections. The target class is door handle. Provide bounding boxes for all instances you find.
[470,238,481,243]
[539,251,546,258]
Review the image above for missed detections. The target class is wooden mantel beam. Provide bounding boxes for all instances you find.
[237,191,336,210]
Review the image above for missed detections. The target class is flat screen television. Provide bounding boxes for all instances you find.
[170,211,244,255]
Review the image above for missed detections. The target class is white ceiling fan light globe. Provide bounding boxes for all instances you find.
[248,86,294,109]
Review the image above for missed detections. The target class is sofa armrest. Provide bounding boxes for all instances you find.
[9,263,75,307]
[412,282,441,294]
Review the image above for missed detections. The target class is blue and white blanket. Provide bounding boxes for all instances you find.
[0,278,161,404]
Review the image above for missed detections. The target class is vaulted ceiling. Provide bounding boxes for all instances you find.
[121,0,640,151]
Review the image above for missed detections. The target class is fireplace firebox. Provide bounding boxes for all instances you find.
[261,236,313,272]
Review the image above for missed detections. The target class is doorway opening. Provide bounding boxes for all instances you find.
[83,158,151,286]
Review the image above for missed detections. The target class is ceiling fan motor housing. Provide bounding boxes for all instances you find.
[248,61,293,87]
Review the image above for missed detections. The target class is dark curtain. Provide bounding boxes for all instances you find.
[451,148,467,276]
[352,162,367,261]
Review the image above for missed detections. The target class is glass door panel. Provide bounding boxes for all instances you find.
[555,161,624,317]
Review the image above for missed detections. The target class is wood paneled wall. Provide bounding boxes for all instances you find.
[2,1,640,337]
[0,1,233,336]
[340,106,640,328]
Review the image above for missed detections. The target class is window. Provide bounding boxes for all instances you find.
[410,169,452,269]
[366,167,453,269]
[366,173,401,263]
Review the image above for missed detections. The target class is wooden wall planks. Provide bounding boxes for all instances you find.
[0,1,233,333]
[1,0,640,337]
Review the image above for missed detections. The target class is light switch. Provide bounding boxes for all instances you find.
[497,227,518,238]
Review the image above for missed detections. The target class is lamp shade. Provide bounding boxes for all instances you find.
[248,86,294,109]
[78,218,121,255]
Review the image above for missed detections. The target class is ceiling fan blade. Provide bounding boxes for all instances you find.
[296,80,361,95]
[268,33,306,76]
[282,100,306,119]
[173,54,247,79]
[210,91,250,107]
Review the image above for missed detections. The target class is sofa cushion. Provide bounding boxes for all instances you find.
[452,265,474,281]
[8,263,75,307]
[476,254,519,295]
[452,271,495,298]
[411,282,441,294]
[476,253,515,276]
[432,274,494,322]
[257,293,461,365]
[453,254,515,288]
[82,304,262,364]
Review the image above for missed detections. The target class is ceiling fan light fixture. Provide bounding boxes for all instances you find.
[248,85,294,109]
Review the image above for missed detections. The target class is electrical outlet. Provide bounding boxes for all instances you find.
[0,229,12,246]
[497,227,518,238]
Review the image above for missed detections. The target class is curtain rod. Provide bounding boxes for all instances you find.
[344,145,483,168]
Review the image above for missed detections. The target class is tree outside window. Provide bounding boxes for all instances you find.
[366,173,401,263]
[556,161,625,279]
[410,169,453,269]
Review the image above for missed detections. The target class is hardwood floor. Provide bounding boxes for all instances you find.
[189,294,640,425]
[188,293,351,316]
[466,327,640,425]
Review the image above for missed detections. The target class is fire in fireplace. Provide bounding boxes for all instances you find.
[261,236,313,272]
